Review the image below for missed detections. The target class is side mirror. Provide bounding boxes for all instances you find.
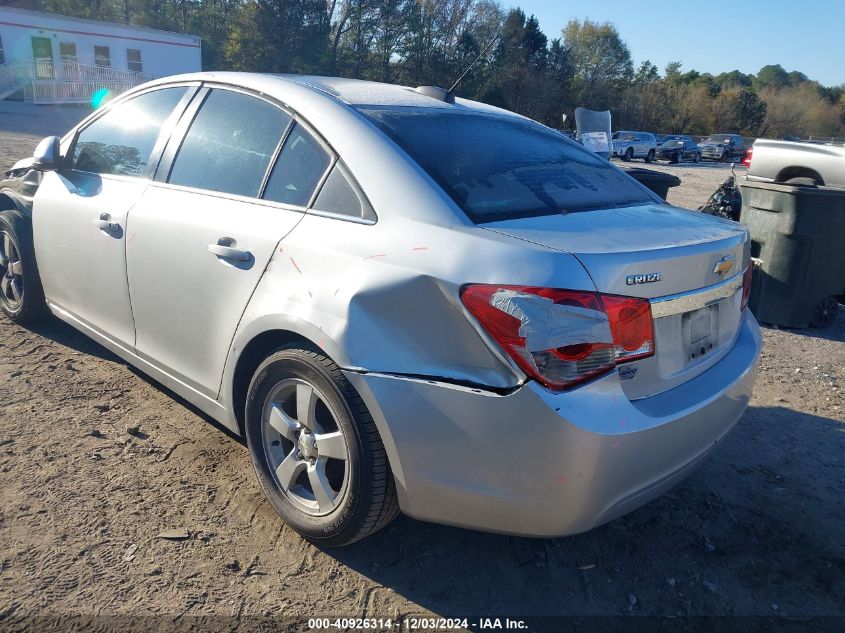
[33,136,61,171]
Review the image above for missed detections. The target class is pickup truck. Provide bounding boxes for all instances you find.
[745,138,845,187]
[700,134,748,162]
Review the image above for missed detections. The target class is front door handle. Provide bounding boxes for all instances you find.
[93,212,119,233]
[208,239,251,262]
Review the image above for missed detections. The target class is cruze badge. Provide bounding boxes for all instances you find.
[626,272,662,285]
[713,255,736,276]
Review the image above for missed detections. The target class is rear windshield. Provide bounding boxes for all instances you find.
[359,107,655,223]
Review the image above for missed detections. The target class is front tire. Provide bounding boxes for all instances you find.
[0,210,46,324]
[623,147,633,162]
[244,343,399,546]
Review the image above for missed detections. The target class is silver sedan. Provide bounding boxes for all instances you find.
[0,73,761,545]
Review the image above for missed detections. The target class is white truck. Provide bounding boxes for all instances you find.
[746,138,845,188]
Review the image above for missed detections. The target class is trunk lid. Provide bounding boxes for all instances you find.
[483,203,750,399]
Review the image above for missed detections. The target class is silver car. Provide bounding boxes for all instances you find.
[0,73,761,545]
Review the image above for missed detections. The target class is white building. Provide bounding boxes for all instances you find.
[0,6,201,104]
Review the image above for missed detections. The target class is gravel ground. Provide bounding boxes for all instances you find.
[1,110,844,631]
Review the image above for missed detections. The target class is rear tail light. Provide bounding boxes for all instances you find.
[742,147,753,168]
[741,264,753,311]
[461,285,654,390]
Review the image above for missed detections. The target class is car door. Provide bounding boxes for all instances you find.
[636,133,647,157]
[32,85,195,348]
[125,87,332,397]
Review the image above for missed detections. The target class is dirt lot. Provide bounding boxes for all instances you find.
[1,109,844,631]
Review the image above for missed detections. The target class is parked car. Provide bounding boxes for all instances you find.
[745,138,845,187]
[611,131,657,162]
[700,134,748,162]
[656,137,702,163]
[0,73,761,545]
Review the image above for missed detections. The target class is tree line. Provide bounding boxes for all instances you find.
[9,0,845,137]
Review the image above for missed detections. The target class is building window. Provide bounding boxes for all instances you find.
[59,42,77,63]
[94,45,110,68]
[127,48,142,73]
[0,34,5,65]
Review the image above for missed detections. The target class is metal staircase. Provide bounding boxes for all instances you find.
[0,59,155,104]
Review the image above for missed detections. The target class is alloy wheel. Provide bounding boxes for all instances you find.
[0,231,24,311]
[261,378,350,516]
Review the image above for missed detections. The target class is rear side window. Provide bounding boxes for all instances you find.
[312,163,375,221]
[169,90,291,198]
[361,108,654,222]
[262,123,331,206]
[70,86,187,177]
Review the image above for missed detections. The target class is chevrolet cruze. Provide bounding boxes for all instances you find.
[0,73,761,545]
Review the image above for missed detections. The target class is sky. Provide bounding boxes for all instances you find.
[504,0,845,87]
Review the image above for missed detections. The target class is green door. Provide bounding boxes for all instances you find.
[31,36,54,79]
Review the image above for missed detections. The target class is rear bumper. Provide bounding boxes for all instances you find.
[345,311,761,537]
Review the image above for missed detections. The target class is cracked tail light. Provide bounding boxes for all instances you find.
[461,285,654,390]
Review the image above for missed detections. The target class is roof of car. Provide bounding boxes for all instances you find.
[272,74,516,114]
[149,71,521,118]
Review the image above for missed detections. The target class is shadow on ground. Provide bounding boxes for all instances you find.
[328,405,845,619]
[760,305,845,345]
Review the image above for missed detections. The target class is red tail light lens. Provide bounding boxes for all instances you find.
[741,264,753,311]
[601,295,655,362]
[742,147,753,168]
[461,285,655,390]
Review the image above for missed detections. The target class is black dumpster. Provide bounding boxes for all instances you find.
[621,167,681,201]
[740,180,845,328]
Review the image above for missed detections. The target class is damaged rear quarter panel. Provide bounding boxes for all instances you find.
[228,210,598,393]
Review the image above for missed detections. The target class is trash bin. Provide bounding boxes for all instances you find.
[621,167,681,201]
[739,180,845,328]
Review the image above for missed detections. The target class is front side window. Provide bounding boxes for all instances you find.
[361,108,655,223]
[69,87,187,177]
[168,89,291,198]
[0,34,6,65]
[262,123,331,206]
[94,45,110,67]
[127,48,142,73]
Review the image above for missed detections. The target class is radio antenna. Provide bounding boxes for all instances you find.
[447,32,500,96]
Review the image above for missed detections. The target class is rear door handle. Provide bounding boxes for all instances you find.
[208,239,251,262]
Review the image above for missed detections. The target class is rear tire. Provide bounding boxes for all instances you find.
[693,152,700,163]
[673,152,682,164]
[645,149,655,163]
[0,210,46,324]
[244,343,399,546]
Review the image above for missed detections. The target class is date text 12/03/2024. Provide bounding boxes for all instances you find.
[307,618,529,630]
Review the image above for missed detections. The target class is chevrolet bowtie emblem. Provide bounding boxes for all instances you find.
[713,255,735,276]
